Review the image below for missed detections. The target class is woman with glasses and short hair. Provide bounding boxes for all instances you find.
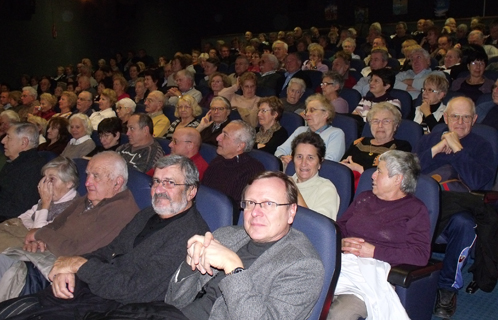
[413,74,449,132]
[275,94,346,164]
[254,97,288,154]
[341,102,411,189]
[321,71,349,114]
[166,95,202,139]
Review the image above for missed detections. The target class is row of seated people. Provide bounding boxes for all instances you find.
[0,92,495,319]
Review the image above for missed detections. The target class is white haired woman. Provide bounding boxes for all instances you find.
[61,114,96,158]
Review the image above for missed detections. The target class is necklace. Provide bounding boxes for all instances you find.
[369,144,373,156]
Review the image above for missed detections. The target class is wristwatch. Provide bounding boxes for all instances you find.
[226,267,244,275]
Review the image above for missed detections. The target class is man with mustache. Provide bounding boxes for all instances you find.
[0,155,209,319]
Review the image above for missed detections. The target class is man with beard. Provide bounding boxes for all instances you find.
[0,155,209,319]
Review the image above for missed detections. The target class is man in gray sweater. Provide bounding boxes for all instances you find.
[0,155,209,319]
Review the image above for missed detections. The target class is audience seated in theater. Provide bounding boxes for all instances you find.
[436,48,466,80]
[166,55,188,87]
[281,78,306,114]
[61,114,96,159]
[32,93,56,121]
[143,69,160,99]
[74,91,94,118]
[0,156,79,252]
[38,117,71,155]
[87,118,123,157]
[54,91,77,119]
[254,96,288,154]
[202,120,264,204]
[415,97,497,318]
[75,76,97,99]
[166,69,202,106]
[144,90,169,138]
[321,71,349,114]
[0,151,139,301]
[278,53,312,95]
[390,21,413,58]
[133,77,146,105]
[0,123,47,222]
[113,75,130,101]
[197,96,232,145]
[468,30,498,59]
[290,131,340,220]
[166,95,201,139]
[27,115,48,145]
[89,88,117,130]
[94,77,112,103]
[13,87,38,120]
[329,150,430,320]
[354,68,400,122]
[341,37,360,60]
[433,34,454,63]
[199,72,231,109]
[302,43,329,73]
[342,102,411,188]
[450,49,494,102]
[354,49,389,96]
[332,51,357,89]
[398,40,419,71]
[276,94,345,163]
[476,79,498,130]
[421,26,440,58]
[257,53,284,96]
[117,113,164,173]
[394,48,444,99]
[228,56,250,85]
[115,98,136,134]
[248,50,261,73]
[127,64,139,88]
[0,91,12,111]
[414,74,449,132]
[197,57,219,88]
[0,155,209,318]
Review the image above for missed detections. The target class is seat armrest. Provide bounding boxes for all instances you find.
[388,259,443,288]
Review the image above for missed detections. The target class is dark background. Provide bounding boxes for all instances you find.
[1,0,496,88]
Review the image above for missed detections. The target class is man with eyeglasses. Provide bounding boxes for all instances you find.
[144,90,170,138]
[74,91,94,117]
[159,171,322,319]
[196,97,232,146]
[0,155,209,319]
[415,96,496,318]
[277,53,312,96]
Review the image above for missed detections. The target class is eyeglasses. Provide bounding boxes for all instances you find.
[421,88,440,93]
[240,200,291,211]
[304,108,326,114]
[447,114,473,123]
[145,98,157,103]
[258,109,272,114]
[320,82,335,86]
[171,138,192,145]
[470,61,485,66]
[370,119,394,126]
[210,107,227,112]
[177,105,192,110]
[150,178,190,189]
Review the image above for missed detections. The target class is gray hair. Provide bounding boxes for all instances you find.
[379,150,420,194]
[264,54,280,70]
[305,94,335,123]
[457,24,468,33]
[92,151,128,188]
[323,71,345,91]
[272,40,288,51]
[1,110,20,123]
[342,37,356,47]
[176,69,194,83]
[288,78,306,93]
[446,96,476,115]
[410,48,430,61]
[116,98,136,113]
[371,49,389,62]
[154,154,199,188]
[231,120,256,152]
[22,86,38,99]
[210,96,232,110]
[468,30,484,41]
[366,102,402,128]
[69,113,93,136]
[11,122,39,148]
[42,156,79,190]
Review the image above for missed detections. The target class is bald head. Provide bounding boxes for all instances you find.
[169,127,201,158]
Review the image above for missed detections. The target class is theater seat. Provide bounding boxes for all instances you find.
[195,185,233,231]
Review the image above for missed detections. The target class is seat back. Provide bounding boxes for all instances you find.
[387,58,400,73]
[390,88,413,119]
[355,167,440,238]
[350,59,365,72]
[248,149,280,171]
[285,160,354,217]
[302,70,323,90]
[73,158,89,196]
[332,114,359,149]
[237,206,341,320]
[280,111,304,136]
[38,151,58,163]
[339,88,362,114]
[362,119,423,151]
[163,105,178,123]
[199,143,218,164]
[155,138,171,154]
[127,169,152,210]
[195,185,233,231]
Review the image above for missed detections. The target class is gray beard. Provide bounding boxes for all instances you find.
[152,192,188,217]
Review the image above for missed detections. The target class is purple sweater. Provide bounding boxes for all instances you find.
[338,191,431,266]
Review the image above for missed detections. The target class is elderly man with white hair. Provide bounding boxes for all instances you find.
[394,48,445,99]
[0,123,47,222]
[468,30,498,59]
[166,69,202,106]
[257,53,284,95]
[342,38,360,59]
